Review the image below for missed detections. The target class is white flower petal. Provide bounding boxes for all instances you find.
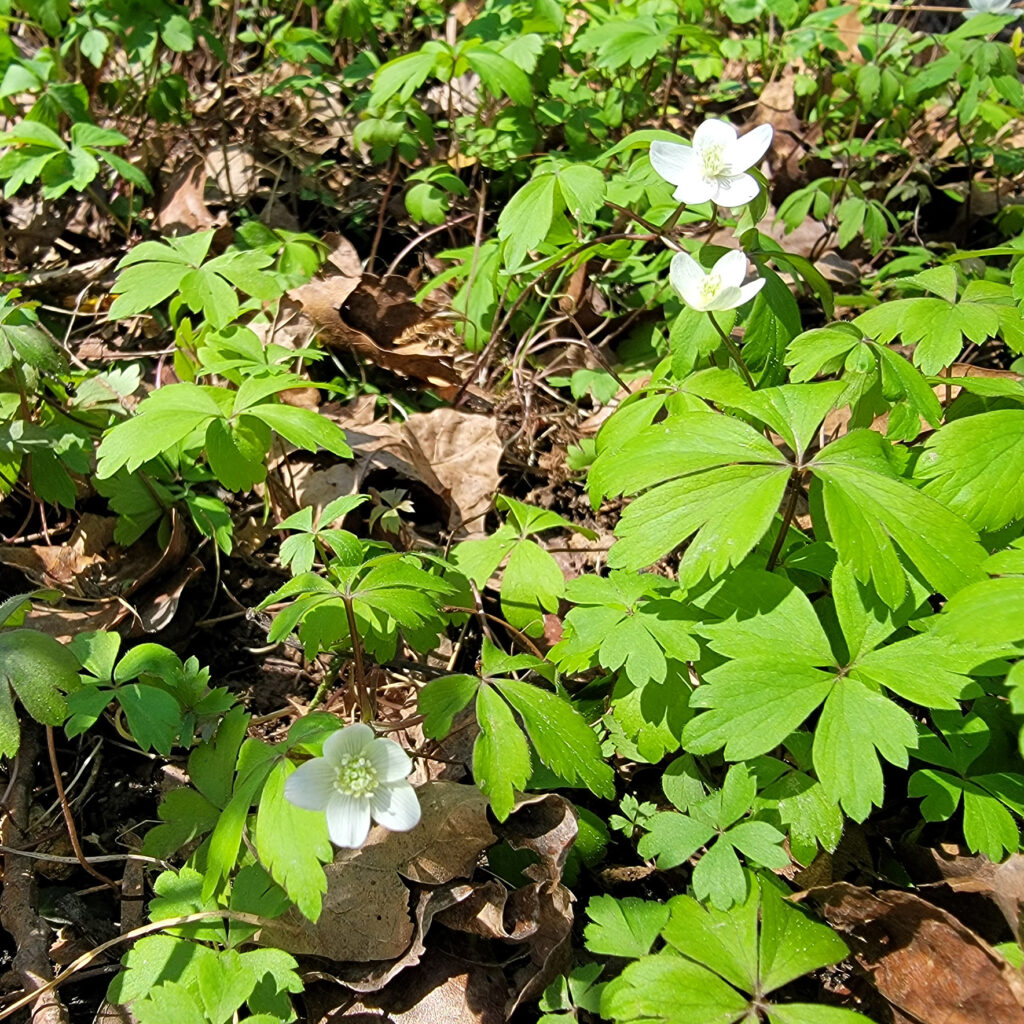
[693,118,738,151]
[725,123,773,174]
[323,722,374,763]
[669,251,707,308]
[673,177,717,205]
[707,285,745,311]
[736,277,767,305]
[711,173,761,209]
[365,736,413,783]
[649,140,696,186]
[371,782,422,833]
[712,249,749,290]
[284,758,337,811]
[325,792,372,847]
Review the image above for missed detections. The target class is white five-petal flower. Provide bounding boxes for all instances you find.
[670,249,765,312]
[650,119,773,209]
[284,723,421,848]
[964,0,1015,16]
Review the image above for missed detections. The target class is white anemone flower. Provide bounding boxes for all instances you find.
[670,249,765,312]
[964,0,1014,15]
[650,119,773,208]
[284,723,421,848]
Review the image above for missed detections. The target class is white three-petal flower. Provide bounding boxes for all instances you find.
[650,119,773,209]
[670,249,765,312]
[284,722,421,848]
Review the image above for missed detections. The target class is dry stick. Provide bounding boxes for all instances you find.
[0,844,169,868]
[442,606,546,659]
[453,231,660,407]
[45,726,118,891]
[0,911,269,1023]
[383,212,475,280]
[368,158,401,273]
[0,724,69,1024]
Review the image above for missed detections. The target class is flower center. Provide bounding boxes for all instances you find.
[335,754,379,797]
[698,273,722,305]
[699,141,727,178]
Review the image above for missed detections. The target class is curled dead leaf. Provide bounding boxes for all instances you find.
[284,397,501,539]
[810,882,1024,1024]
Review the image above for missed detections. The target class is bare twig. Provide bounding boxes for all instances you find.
[45,726,118,891]
[0,724,69,1024]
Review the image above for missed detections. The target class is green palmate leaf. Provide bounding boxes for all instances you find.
[496,677,615,799]
[916,410,1024,532]
[500,538,565,635]
[96,383,222,477]
[245,402,352,458]
[685,570,978,819]
[809,429,987,606]
[608,668,693,764]
[463,44,532,104]
[474,684,531,821]
[584,895,671,959]
[638,811,715,870]
[419,673,479,738]
[909,710,1024,860]
[557,164,606,221]
[370,41,447,107]
[132,980,208,1024]
[755,757,844,865]
[204,739,277,900]
[0,629,78,757]
[639,767,788,909]
[601,952,751,1024]
[855,291,999,374]
[254,759,332,921]
[664,877,860,1022]
[662,883,759,992]
[197,950,258,1023]
[143,787,220,860]
[498,172,558,271]
[684,661,835,761]
[205,415,271,490]
[813,678,918,822]
[757,882,850,993]
[591,411,790,578]
[115,684,182,755]
[108,933,215,1004]
[451,523,518,586]
[934,576,1024,652]
[601,875,865,1024]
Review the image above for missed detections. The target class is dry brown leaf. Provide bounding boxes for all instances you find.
[364,782,496,885]
[204,144,262,201]
[285,399,501,539]
[260,855,414,963]
[0,512,114,587]
[16,512,199,641]
[926,847,1024,942]
[436,793,576,1015]
[811,882,1024,1023]
[257,782,493,964]
[292,271,463,388]
[155,157,220,234]
[336,951,507,1024]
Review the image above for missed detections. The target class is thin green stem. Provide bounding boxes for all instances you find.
[707,311,756,390]
[342,595,373,721]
